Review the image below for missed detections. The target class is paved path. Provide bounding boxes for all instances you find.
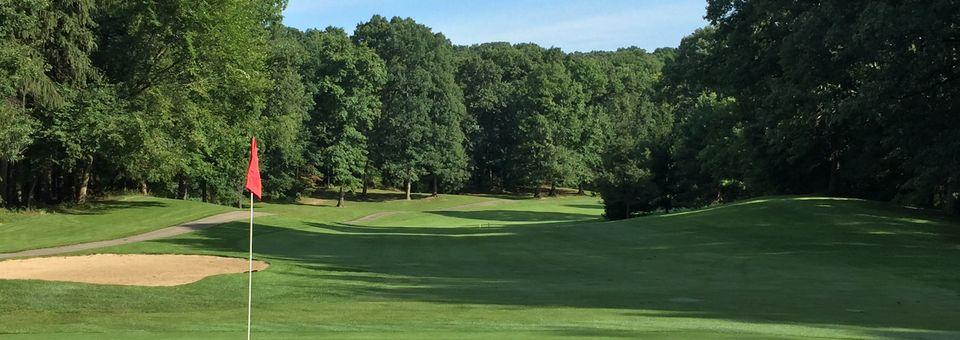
[0,211,272,260]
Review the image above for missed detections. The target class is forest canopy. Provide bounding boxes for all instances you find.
[1,0,957,217]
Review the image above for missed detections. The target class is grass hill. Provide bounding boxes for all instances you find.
[0,196,233,253]
[0,194,958,339]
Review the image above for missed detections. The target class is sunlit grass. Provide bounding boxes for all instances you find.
[1,194,958,339]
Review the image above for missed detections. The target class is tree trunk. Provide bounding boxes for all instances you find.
[533,184,542,198]
[548,181,557,197]
[945,177,958,215]
[624,200,631,219]
[139,181,149,195]
[26,174,37,206]
[23,160,35,205]
[827,156,841,194]
[405,180,412,200]
[50,168,58,203]
[201,181,208,203]
[0,159,7,206]
[9,163,19,206]
[76,157,93,203]
[337,186,345,207]
[40,167,51,204]
[431,173,438,197]
[577,183,585,195]
[3,160,14,205]
[61,169,74,205]
[361,160,369,197]
[177,173,188,200]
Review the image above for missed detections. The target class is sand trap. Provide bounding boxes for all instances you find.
[0,254,268,287]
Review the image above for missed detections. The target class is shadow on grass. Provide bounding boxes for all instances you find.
[564,204,604,209]
[305,191,435,203]
[53,200,168,215]
[425,210,600,223]
[155,197,960,334]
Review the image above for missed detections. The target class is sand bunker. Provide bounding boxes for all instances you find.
[0,254,268,287]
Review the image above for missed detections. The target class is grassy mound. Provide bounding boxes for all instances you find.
[0,196,233,253]
[0,195,958,339]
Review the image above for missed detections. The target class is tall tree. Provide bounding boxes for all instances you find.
[705,0,960,213]
[0,0,102,205]
[301,27,386,207]
[354,16,469,199]
[258,25,312,200]
[95,0,277,203]
[514,49,587,197]
[455,42,542,192]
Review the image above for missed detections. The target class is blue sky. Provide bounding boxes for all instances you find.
[282,0,709,52]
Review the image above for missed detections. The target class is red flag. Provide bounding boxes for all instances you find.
[245,137,262,200]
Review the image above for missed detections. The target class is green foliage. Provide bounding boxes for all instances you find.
[94,0,277,203]
[601,1,960,217]
[700,0,960,213]
[301,27,386,196]
[455,43,540,191]
[258,26,311,199]
[355,16,469,194]
[1,0,954,219]
[514,50,588,194]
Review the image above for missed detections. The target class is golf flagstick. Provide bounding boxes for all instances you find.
[243,137,262,340]
[247,192,253,340]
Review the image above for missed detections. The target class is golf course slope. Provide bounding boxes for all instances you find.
[1,194,958,339]
[0,196,234,253]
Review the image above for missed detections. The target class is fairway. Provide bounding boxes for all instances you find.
[1,194,958,339]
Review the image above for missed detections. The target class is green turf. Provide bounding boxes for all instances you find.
[0,196,233,253]
[1,193,959,339]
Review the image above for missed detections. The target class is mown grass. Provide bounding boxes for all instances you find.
[1,193,958,339]
[0,196,233,253]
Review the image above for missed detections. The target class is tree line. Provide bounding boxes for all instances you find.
[0,0,664,209]
[2,0,957,218]
[600,0,959,218]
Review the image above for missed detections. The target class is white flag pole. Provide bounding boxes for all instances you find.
[247,192,254,340]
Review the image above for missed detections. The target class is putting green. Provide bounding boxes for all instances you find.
[1,193,958,339]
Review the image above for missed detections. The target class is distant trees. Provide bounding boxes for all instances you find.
[354,16,469,200]
[301,27,386,207]
[700,0,960,214]
[95,0,277,204]
[598,0,960,218]
[455,43,538,192]
[1,1,956,218]
[514,49,588,197]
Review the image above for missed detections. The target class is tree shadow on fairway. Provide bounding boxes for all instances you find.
[564,204,604,209]
[53,199,168,215]
[425,210,600,223]
[305,191,434,203]
[154,197,960,334]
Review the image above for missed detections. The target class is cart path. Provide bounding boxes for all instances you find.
[0,211,273,260]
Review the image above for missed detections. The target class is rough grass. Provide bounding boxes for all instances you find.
[0,196,233,253]
[1,194,958,339]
